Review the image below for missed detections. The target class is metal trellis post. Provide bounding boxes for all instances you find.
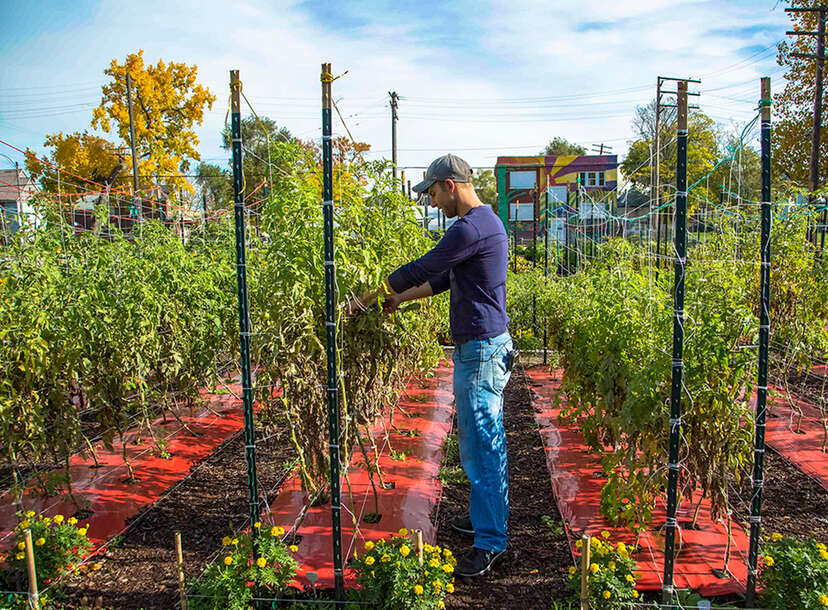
[662,80,688,609]
[229,69,261,546]
[321,62,346,603]
[746,77,773,608]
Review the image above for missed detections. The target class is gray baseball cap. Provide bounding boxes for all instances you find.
[412,153,473,193]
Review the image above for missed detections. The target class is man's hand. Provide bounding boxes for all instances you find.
[382,293,403,314]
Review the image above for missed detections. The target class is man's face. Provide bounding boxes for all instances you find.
[427,180,458,218]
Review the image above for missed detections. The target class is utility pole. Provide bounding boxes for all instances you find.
[591,143,612,156]
[654,77,700,272]
[389,91,399,179]
[786,5,827,244]
[126,73,142,224]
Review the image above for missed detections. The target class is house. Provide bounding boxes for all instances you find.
[0,167,37,239]
[494,154,618,244]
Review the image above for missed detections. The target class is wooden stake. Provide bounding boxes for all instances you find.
[23,529,39,610]
[415,530,424,566]
[579,534,591,610]
[175,531,187,610]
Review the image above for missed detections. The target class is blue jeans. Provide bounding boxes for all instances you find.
[452,331,512,552]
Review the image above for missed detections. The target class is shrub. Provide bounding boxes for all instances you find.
[190,524,299,610]
[352,529,456,609]
[568,533,640,610]
[758,533,828,609]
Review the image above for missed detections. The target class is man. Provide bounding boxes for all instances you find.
[349,153,513,577]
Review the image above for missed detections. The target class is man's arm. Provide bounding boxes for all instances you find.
[383,281,434,313]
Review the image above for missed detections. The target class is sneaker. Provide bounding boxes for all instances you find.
[455,547,506,577]
[449,514,474,536]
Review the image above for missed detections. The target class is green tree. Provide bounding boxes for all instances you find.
[540,137,586,156]
[472,169,496,206]
[195,162,233,210]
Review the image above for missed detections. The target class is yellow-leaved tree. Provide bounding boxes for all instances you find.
[92,49,215,200]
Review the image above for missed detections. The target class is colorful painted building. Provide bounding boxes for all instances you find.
[494,154,619,237]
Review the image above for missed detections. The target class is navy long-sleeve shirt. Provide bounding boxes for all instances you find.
[388,205,509,344]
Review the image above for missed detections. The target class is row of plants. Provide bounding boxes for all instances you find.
[0,142,444,501]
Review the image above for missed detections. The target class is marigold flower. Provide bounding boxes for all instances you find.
[608,561,616,571]
[19,520,30,530]
[222,536,232,546]
[78,528,88,537]
[433,580,442,591]
[256,557,267,568]
[413,585,423,595]
[253,522,261,529]
[365,556,375,566]
[602,591,611,599]
[381,554,390,563]
[16,542,24,551]
[764,555,775,567]
[289,545,299,553]
[446,583,455,593]
[438,602,445,610]
[771,532,783,542]
[271,526,285,537]
[568,566,577,575]
[442,564,453,573]
[399,528,409,537]
[616,541,627,553]
[35,538,45,547]
[223,556,233,566]
[820,549,828,560]
[364,541,375,551]
[443,548,452,557]
[25,511,35,519]
[575,539,583,549]
[590,563,599,574]
[626,574,635,583]
[819,594,828,607]
[68,517,77,525]
[601,530,610,540]
[633,590,639,599]
[231,538,238,546]
[54,515,64,524]
[817,543,826,551]
[400,545,411,557]
[42,518,51,525]
[15,552,24,561]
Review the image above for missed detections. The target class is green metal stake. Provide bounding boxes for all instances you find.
[662,80,689,610]
[230,70,261,543]
[746,77,772,608]
[321,62,345,603]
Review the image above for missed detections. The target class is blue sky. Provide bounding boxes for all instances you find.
[0,0,789,181]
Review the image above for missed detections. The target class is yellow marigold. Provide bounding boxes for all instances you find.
[442,564,454,573]
[413,585,423,595]
[433,581,442,591]
[54,515,64,524]
[575,539,583,549]
[438,601,445,609]
[820,549,828,560]
[271,526,285,537]
[399,528,409,537]
[364,541,375,551]
[42,518,50,525]
[819,594,828,607]
[597,547,607,557]
[256,557,267,568]
[443,548,452,557]
[381,554,390,563]
[430,558,440,568]
[616,541,627,553]
[400,545,411,557]
[289,545,299,553]
[602,591,611,600]
[817,543,826,551]
[446,583,455,594]
[35,538,45,547]
[633,590,639,599]
[568,566,577,575]
[222,536,232,546]
[601,530,610,540]
[19,520,30,530]
[25,511,35,518]
[253,522,261,529]
[608,561,616,571]
[231,538,238,546]
[365,556,375,566]
[15,552,24,561]
[78,528,88,537]
[223,556,233,566]
[16,542,24,551]
[771,532,783,542]
[764,555,775,567]
[590,563,599,574]
[68,517,77,525]
[626,574,635,583]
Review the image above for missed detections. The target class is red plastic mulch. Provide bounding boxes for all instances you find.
[765,385,828,492]
[526,366,751,597]
[0,381,247,548]
[267,360,454,590]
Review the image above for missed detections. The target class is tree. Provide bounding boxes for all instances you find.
[472,169,496,207]
[774,0,828,191]
[540,137,586,156]
[25,131,127,194]
[92,50,215,201]
[195,162,233,211]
